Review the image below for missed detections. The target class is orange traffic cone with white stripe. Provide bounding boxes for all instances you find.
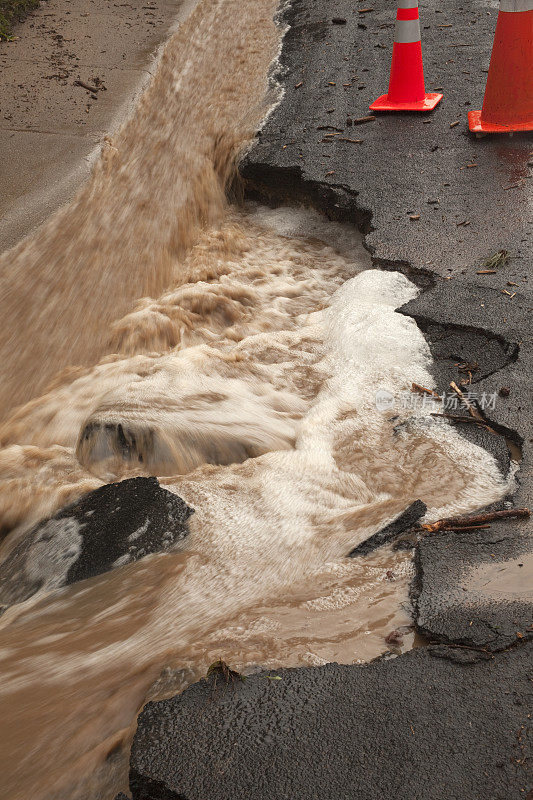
[370,0,442,112]
[468,0,533,133]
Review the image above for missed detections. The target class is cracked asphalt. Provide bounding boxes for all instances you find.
[243,0,532,287]
[126,2,532,797]
[241,0,532,651]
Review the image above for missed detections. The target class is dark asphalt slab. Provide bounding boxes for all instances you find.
[348,499,426,556]
[243,0,533,288]
[128,643,533,800]
[414,526,533,651]
[0,477,192,610]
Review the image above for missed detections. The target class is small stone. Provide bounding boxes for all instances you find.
[499,386,510,397]
[385,629,403,646]
[332,17,347,24]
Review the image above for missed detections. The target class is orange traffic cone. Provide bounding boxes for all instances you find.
[370,1,442,112]
[468,0,533,133]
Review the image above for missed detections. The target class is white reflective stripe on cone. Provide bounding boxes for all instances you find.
[394,19,421,43]
[500,0,533,11]
[397,0,419,8]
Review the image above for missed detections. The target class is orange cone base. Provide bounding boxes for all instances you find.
[370,92,443,112]
[468,110,533,134]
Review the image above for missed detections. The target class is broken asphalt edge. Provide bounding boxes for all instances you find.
[120,4,532,797]
[242,161,532,652]
[239,0,532,655]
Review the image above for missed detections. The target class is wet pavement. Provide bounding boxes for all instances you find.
[242,0,532,649]
[1,0,531,797]
[400,281,532,649]
[129,642,533,800]
[0,0,192,252]
[243,0,533,287]
[124,2,533,797]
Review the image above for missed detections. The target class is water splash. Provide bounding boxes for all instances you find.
[0,1,510,799]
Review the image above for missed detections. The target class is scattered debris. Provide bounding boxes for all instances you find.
[456,360,480,385]
[74,79,105,93]
[499,386,511,397]
[431,413,494,433]
[449,380,481,419]
[419,507,530,534]
[352,115,375,124]
[411,383,440,398]
[385,629,403,646]
[442,524,492,532]
[482,250,509,270]
[450,120,460,128]
[206,660,245,693]
[331,17,347,25]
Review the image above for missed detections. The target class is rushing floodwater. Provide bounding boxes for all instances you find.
[0,1,510,798]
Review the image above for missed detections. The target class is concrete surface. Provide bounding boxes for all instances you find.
[129,642,533,800]
[0,477,192,609]
[0,0,190,252]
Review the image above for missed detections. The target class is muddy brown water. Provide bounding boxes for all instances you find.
[0,1,510,798]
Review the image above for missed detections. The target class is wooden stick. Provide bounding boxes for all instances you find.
[431,413,494,432]
[449,381,481,419]
[412,383,441,398]
[352,115,376,125]
[421,508,530,533]
[74,80,101,93]
[442,524,491,532]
